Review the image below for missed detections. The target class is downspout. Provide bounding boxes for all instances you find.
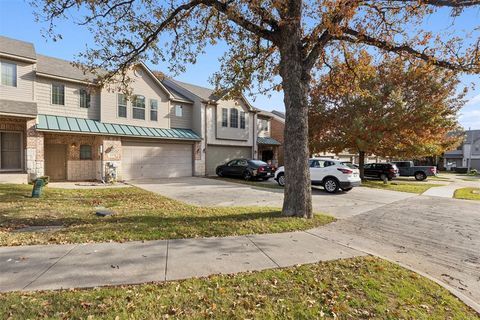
[204,101,208,176]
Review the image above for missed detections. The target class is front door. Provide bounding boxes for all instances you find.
[45,144,67,181]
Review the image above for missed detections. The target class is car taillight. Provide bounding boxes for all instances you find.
[389,168,396,172]
[430,167,436,174]
[259,167,265,172]
[337,168,353,174]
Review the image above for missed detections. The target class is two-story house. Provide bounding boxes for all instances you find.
[162,79,260,175]
[444,129,480,171]
[256,109,283,166]
[0,36,202,182]
[0,36,280,182]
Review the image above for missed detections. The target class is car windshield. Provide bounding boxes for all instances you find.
[249,160,268,166]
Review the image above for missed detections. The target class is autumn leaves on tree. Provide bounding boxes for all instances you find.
[309,52,465,179]
[34,0,480,218]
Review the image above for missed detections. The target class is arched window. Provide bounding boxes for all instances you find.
[230,108,238,128]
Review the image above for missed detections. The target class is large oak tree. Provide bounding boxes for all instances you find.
[309,52,465,179]
[34,0,480,218]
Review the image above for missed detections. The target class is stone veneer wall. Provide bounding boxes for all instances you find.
[0,116,44,180]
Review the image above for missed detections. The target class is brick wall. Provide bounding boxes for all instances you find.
[270,118,285,166]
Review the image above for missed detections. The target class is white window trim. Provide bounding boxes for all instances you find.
[79,89,91,108]
[150,99,158,121]
[0,61,17,87]
[51,83,65,105]
[175,105,183,117]
[132,95,146,120]
[117,93,128,118]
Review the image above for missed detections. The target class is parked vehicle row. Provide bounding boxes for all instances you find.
[215,158,437,194]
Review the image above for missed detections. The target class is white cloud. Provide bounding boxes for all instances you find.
[459,106,480,130]
[465,93,480,106]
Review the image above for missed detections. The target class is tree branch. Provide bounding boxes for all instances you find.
[338,28,480,72]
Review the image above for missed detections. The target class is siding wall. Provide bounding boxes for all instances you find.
[100,68,171,128]
[170,102,193,129]
[36,76,101,119]
[212,98,252,143]
[0,58,35,102]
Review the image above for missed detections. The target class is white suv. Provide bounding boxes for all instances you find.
[274,158,361,193]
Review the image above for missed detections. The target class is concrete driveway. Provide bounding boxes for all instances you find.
[132,177,480,309]
[131,177,414,219]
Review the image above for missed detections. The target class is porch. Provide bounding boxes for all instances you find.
[257,137,281,167]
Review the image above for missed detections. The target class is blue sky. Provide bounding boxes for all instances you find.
[0,0,478,129]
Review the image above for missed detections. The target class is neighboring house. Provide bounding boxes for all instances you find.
[0,36,201,183]
[444,129,480,171]
[161,78,260,175]
[256,109,283,166]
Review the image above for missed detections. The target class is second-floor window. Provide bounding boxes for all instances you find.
[118,94,127,118]
[230,108,238,128]
[0,62,16,87]
[132,95,145,120]
[221,108,228,127]
[240,111,246,129]
[260,119,269,131]
[175,105,183,117]
[79,89,91,108]
[150,99,158,121]
[52,84,65,105]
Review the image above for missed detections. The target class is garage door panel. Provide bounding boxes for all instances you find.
[122,141,192,180]
[206,145,252,175]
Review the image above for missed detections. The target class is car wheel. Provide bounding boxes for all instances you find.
[276,173,285,186]
[217,169,223,177]
[415,172,427,181]
[342,187,353,192]
[243,170,252,181]
[323,177,339,193]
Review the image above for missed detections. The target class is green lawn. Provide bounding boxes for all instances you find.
[362,180,445,194]
[0,184,333,246]
[1,256,477,319]
[454,187,480,201]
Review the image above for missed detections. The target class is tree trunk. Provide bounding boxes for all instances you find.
[358,150,366,180]
[278,27,312,218]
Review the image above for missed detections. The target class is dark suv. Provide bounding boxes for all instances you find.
[363,163,399,180]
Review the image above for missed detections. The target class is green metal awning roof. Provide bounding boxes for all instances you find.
[36,114,201,141]
[257,137,281,145]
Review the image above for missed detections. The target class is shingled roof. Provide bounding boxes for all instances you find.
[0,36,36,60]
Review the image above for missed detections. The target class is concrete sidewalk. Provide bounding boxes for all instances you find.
[0,231,363,292]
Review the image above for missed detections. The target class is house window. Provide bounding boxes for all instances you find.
[230,108,238,128]
[0,62,17,87]
[52,84,65,105]
[118,94,127,118]
[0,132,22,170]
[79,89,91,108]
[150,99,158,121]
[240,111,246,129]
[79,145,92,160]
[132,95,146,120]
[261,119,269,131]
[221,108,228,127]
[175,105,183,117]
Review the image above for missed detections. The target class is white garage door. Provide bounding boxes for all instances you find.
[122,141,192,180]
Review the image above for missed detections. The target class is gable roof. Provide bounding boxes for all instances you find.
[36,54,99,83]
[164,78,256,111]
[257,109,285,123]
[0,36,36,61]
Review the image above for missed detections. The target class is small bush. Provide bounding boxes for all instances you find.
[469,169,478,176]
